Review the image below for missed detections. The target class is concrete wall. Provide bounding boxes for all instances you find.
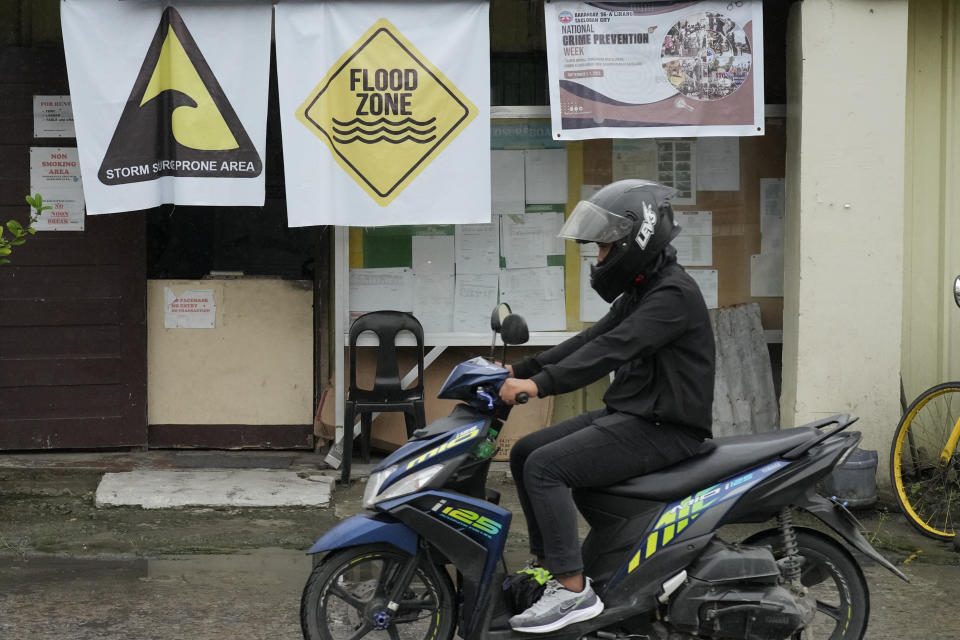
[782,1,908,472]
[147,279,313,425]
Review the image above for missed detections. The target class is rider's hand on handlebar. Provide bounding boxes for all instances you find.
[500,378,537,405]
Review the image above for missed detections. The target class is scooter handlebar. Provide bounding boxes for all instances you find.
[515,392,529,404]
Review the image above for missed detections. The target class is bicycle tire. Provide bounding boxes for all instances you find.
[890,381,960,540]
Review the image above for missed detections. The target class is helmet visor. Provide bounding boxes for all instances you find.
[558,200,634,244]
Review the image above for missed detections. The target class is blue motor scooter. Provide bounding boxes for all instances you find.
[300,306,906,640]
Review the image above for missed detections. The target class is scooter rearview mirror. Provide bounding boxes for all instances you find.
[490,302,512,359]
[498,314,529,366]
[500,314,529,346]
[490,302,512,332]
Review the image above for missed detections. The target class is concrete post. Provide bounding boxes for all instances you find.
[781,0,908,486]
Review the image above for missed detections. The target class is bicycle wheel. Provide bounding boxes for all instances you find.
[890,381,960,540]
[300,543,456,640]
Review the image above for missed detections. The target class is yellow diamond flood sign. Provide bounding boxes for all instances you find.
[297,18,477,206]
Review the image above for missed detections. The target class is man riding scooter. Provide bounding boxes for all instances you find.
[498,179,716,634]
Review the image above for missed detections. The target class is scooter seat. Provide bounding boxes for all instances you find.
[596,427,820,501]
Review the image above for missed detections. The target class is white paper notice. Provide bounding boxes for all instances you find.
[760,178,785,255]
[349,268,414,313]
[33,95,75,138]
[579,257,608,323]
[34,188,85,231]
[500,212,564,269]
[30,147,82,189]
[695,138,740,191]
[579,242,599,258]
[412,235,454,275]
[673,211,712,267]
[414,273,455,333]
[580,184,603,201]
[164,288,215,329]
[454,273,499,333]
[524,149,568,204]
[688,269,718,309]
[455,221,500,274]
[612,139,658,182]
[751,253,784,297]
[657,140,696,205]
[499,266,566,331]
[492,150,525,214]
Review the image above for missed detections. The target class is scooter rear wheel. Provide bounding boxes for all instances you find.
[744,528,869,640]
[300,543,456,640]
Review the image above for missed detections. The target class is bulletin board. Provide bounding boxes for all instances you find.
[577,116,787,332]
[345,114,786,337]
[347,119,578,335]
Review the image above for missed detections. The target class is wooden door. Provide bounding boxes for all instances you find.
[0,46,147,449]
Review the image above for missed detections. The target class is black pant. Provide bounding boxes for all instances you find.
[509,408,703,577]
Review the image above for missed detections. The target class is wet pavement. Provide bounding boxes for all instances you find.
[1,546,958,639]
[0,549,307,640]
[2,457,959,639]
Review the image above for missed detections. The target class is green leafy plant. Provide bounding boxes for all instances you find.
[0,194,46,265]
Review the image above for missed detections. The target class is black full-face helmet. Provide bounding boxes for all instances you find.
[559,179,680,302]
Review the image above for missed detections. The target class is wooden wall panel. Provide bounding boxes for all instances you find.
[0,356,122,387]
[0,44,147,450]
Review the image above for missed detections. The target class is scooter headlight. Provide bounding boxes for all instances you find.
[362,463,445,508]
[362,464,397,509]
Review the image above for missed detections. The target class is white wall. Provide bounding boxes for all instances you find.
[147,278,313,425]
[782,0,908,473]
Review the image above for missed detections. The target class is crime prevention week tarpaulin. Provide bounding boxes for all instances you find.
[544,1,764,140]
[275,0,491,227]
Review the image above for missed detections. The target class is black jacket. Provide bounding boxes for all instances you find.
[512,251,716,439]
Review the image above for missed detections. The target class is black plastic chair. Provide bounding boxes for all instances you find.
[342,310,427,484]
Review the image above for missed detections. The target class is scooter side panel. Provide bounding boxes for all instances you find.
[722,435,854,523]
[377,411,489,471]
[306,513,418,556]
[574,491,663,589]
[378,422,488,493]
[608,460,791,590]
[384,491,512,640]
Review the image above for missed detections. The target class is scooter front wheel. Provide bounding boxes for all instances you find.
[300,543,456,640]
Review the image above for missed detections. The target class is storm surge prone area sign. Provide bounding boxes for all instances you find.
[98,6,262,185]
[296,18,477,207]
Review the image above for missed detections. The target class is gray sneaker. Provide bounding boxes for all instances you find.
[508,577,604,634]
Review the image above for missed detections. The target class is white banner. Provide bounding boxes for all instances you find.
[275,0,490,227]
[61,0,271,214]
[545,1,764,140]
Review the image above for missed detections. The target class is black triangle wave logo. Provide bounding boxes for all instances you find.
[98,7,262,185]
